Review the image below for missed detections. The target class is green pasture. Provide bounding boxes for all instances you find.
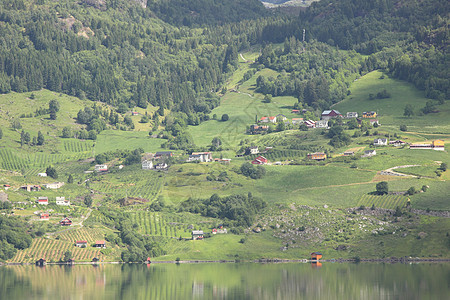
[333,70,450,134]
[94,130,167,154]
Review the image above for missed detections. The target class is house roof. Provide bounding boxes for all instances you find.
[260,117,268,120]
[322,109,342,116]
[269,116,276,120]
[191,152,211,155]
[311,252,322,255]
[95,240,106,245]
[155,151,172,155]
[76,240,88,244]
[192,230,203,235]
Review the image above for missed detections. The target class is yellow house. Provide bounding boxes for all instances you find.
[362,111,377,118]
[432,140,444,147]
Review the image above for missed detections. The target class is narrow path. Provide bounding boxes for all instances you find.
[46,208,92,237]
[382,165,420,177]
[239,53,247,62]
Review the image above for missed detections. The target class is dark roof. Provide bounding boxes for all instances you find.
[311,252,322,255]
[155,151,172,155]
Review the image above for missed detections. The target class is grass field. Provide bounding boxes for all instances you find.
[94,130,167,154]
[333,70,450,134]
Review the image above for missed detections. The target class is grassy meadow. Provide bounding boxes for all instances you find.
[333,70,450,134]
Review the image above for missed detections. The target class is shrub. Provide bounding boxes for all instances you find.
[221,114,229,121]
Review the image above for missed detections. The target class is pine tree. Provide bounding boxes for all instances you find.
[37,131,45,145]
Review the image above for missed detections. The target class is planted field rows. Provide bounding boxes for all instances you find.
[57,227,106,243]
[63,140,94,153]
[10,238,104,263]
[0,149,90,172]
[130,212,212,238]
[93,178,163,201]
[246,150,306,161]
[358,194,408,210]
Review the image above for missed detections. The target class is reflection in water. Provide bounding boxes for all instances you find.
[1,262,449,299]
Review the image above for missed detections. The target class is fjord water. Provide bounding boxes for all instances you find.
[1,263,448,299]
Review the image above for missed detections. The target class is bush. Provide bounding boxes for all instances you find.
[221,114,229,121]
[399,125,408,132]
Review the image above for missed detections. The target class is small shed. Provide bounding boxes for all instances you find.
[310,252,323,261]
[36,258,47,266]
[192,230,204,240]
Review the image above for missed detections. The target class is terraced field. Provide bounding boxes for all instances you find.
[10,238,105,263]
[357,194,408,209]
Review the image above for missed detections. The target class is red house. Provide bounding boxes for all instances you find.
[60,217,72,226]
[321,110,343,120]
[251,156,268,165]
[310,252,323,261]
[40,213,50,220]
[94,241,106,248]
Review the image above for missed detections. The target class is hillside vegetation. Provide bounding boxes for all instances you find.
[0,0,448,262]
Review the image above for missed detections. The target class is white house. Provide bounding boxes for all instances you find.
[248,146,259,155]
[315,120,329,128]
[188,152,212,162]
[43,182,65,189]
[95,164,108,172]
[38,173,47,177]
[373,138,388,146]
[192,230,204,240]
[142,160,153,170]
[363,150,376,157]
[346,112,358,118]
[56,197,70,206]
[155,163,168,170]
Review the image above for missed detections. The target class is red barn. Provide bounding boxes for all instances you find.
[251,156,268,165]
[60,217,72,226]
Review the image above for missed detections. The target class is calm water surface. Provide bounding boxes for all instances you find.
[1,262,448,299]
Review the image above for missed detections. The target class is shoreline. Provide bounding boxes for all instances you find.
[2,257,450,267]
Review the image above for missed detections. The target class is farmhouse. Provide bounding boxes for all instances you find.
[94,241,106,248]
[40,213,50,220]
[37,197,49,205]
[346,112,358,118]
[310,252,323,261]
[38,172,47,177]
[214,158,231,164]
[56,196,70,206]
[276,114,287,121]
[304,120,316,128]
[291,109,300,114]
[75,241,88,247]
[291,118,304,125]
[432,139,445,151]
[59,217,72,226]
[43,182,65,189]
[141,160,153,170]
[247,146,259,155]
[155,163,168,170]
[259,116,277,123]
[155,151,173,159]
[321,110,343,120]
[192,230,204,240]
[188,152,212,162]
[249,124,269,134]
[3,184,11,190]
[251,156,268,165]
[370,119,379,126]
[362,111,377,118]
[389,140,406,147]
[21,185,41,192]
[343,151,355,156]
[363,150,376,157]
[373,138,388,146]
[95,164,108,172]
[307,152,327,161]
[315,120,329,128]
